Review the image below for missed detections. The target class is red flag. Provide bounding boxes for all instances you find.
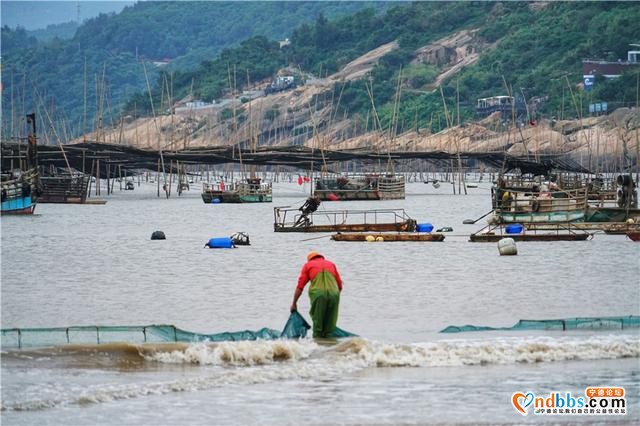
[297,176,303,185]
[303,176,310,182]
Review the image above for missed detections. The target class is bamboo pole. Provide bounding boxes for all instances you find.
[96,159,100,196]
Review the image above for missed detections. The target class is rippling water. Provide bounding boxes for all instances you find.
[2,180,639,424]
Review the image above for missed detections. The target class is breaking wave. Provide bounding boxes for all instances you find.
[330,334,640,367]
[2,334,638,412]
[144,340,315,365]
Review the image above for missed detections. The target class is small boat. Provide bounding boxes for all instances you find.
[202,177,272,203]
[492,184,587,224]
[314,174,405,201]
[1,113,40,215]
[274,206,416,233]
[1,169,39,214]
[331,233,445,242]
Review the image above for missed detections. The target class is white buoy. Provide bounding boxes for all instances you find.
[498,237,517,256]
[375,236,384,242]
[365,235,376,242]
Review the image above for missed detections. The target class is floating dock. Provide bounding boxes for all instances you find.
[274,207,416,233]
[469,223,592,242]
[331,233,445,242]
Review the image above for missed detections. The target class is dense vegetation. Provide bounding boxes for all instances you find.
[127,1,640,136]
[1,1,390,139]
[124,2,494,118]
[28,22,79,42]
[1,26,39,55]
[3,1,639,141]
[454,2,640,121]
[329,1,640,134]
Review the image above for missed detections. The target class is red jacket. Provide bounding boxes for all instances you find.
[297,257,343,291]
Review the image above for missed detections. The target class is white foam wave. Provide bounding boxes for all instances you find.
[144,340,316,366]
[3,334,638,412]
[330,334,640,367]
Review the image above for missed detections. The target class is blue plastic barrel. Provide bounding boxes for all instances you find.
[206,237,234,248]
[505,224,524,234]
[416,223,434,233]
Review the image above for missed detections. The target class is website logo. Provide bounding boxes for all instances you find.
[511,387,626,416]
[512,392,535,415]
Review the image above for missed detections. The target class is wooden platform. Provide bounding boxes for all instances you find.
[470,222,593,242]
[527,222,639,234]
[274,207,416,233]
[469,233,590,242]
[331,233,445,242]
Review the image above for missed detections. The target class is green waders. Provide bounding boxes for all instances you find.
[308,270,340,338]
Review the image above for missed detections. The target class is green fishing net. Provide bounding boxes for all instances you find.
[440,316,640,333]
[1,311,356,349]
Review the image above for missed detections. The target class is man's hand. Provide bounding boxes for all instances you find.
[291,287,303,313]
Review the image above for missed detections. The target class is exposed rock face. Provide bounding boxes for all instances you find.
[331,41,399,82]
[412,29,486,67]
[78,34,638,162]
[412,29,493,90]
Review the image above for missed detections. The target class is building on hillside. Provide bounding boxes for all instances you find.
[265,76,297,95]
[168,96,212,114]
[476,96,527,120]
[582,46,640,91]
[185,100,206,109]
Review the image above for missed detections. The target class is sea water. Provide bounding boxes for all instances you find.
[1,180,639,424]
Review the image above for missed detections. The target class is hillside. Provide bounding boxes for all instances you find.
[4,0,640,169]
[120,1,640,140]
[0,1,390,140]
[84,40,639,170]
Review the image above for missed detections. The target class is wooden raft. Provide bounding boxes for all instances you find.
[469,233,590,242]
[331,233,445,242]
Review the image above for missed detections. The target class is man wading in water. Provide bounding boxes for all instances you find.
[290,252,343,338]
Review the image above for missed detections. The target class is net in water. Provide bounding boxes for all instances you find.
[440,315,640,333]
[1,311,356,349]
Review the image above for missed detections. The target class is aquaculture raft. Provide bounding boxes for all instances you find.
[469,223,592,242]
[273,207,417,233]
[331,233,445,242]
[202,178,272,203]
[39,174,90,204]
[314,174,405,201]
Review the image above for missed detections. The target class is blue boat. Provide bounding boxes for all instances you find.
[1,170,38,215]
[1,113,40,215]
